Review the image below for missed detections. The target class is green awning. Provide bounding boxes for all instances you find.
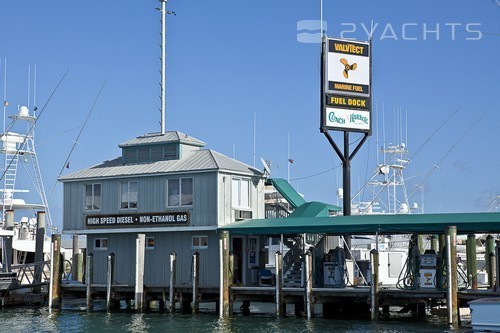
[219,212,500,235]
[266,178,306,209]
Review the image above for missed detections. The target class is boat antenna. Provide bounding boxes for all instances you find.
[49,78,108,199]
[27,65,31,110]
[33,65,38,117]
[157,0,175,135]
[3,58,7,134]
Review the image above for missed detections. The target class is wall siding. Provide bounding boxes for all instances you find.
[87,231,220,287]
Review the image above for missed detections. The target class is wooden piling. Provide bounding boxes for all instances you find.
[192,251,200,314]
[34,211,46,293]
[49,234,62,309]
[431,235,438,253]
[370,249,379,321]
[466,234,478,289]
[86,253,94,311]
[486,235,495,280]
[169,251,177,313]
[488,252,496,290]
[4,210,14,271]
[220,231,231,317]
[275,251,284,317]
[106,252,115,311]
[305,250,314,319]
[445,226,458,327]
[135,234,145,311]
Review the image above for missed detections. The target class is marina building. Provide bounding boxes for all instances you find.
[60,131,265,288]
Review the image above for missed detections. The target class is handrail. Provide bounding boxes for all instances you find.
[11,260,51,287]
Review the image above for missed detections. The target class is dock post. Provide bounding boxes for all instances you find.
[488,252,496,290]
[49,234,62,309]
[4,210,14,272]
[275,251,285,317]
[34,211,46,293]
[106,252,115,311]
[192,251,200,314]
[445,226,458,327]
[220,231,231,317]
[486,235,495,281]
[305,250,314,319]
[71,234,80,281]
[135,234,145,312]
[466,234,478,289]
[370,249,379,320]
[431,235,438,253]
[169,251,177,313]
[86,253,94,311]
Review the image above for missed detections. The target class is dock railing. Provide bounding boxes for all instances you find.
[12,260,51,288]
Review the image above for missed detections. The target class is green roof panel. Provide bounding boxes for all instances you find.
[267,178,306,209]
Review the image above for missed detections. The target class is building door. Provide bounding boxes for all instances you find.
[232,237,244,284]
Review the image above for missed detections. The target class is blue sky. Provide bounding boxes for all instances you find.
[1,1,499,230]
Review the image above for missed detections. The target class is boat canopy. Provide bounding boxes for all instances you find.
[219,212,500,235]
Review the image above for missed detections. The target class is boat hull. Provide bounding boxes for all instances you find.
[470,298,500,332]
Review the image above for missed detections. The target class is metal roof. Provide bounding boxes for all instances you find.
[118,131,206,148]
[59,149,262,181]
[219,212,500,235]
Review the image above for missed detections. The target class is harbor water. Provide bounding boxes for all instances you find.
[0,301,472,332]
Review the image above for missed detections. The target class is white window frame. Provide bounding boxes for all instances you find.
[231,178,251,209]
[120,181,138,210]
[85,183,101,211]
[94,238,108,250]
[192,235,208,250]
[167,178,193,207]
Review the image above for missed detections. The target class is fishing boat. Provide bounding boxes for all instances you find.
[0,101,52,288]
[469,298,500,332]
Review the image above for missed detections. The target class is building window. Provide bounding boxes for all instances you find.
[94,238,108,250]
[146,237,155,250]
[232,178,250,208]
[167,178,193,207]
[192,235,208,249]
[85,183,101,211]
[121,181,138,209]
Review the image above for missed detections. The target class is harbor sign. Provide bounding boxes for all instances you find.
[322,37,371,133]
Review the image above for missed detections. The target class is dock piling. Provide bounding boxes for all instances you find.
[370,249,379,320]
[49,234,62,309]
[106,252,115,311]
[275,251,284,317]
[445,226,458,327]
[34,211,46,293]
[488,252,496,290]
[135,234,145,311]
[4,210,14,271]
[192,251,200,314]
[220,231,231,317]
[169,251,177,313]
[86,253,94,311]
[305,250,314,319]
[466,234,478,289]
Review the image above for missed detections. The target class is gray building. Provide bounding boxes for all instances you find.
[60,131,265,288]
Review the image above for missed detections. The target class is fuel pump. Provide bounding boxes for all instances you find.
[419,250,437,289]
[324,246,347,287]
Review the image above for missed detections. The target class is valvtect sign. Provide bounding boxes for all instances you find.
[322,37,372,133]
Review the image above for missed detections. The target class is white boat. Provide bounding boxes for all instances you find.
[469,298,500,332]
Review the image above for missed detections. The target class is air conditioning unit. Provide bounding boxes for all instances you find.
[235,209,252,220]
